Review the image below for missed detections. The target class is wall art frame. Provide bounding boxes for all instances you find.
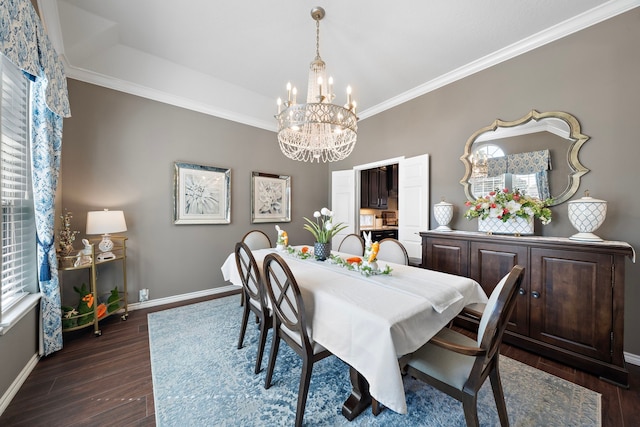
[174,162,231,224]
[251,172,291,223]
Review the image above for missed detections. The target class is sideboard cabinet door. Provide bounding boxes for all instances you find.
[423,237,469,277]
[529,248,613,363]
[470,242,529,335]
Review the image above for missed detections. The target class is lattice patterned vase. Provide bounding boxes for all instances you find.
[433,200,454,231]
[567,193,607,242]
[478,216,534,235]
[314,242,332,261]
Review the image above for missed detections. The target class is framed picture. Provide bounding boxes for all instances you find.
[174,162,231,224]
[251,172,291,223]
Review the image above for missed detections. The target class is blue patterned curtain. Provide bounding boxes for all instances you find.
[2,0,71,355]
[506,150,552,199]
[32,77,63,355]
[485,150,552,199]
[486,156,508,178]
[505,150,551,175]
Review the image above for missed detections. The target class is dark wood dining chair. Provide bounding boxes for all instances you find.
[262,253,332,427]
[377,238,409,265]
[338,233,365,256]
[401,265,525,427]
[235,242,272,374]
[241,229,272,250]
[238,230,272,307]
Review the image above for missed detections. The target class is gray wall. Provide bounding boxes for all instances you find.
[331,9,640,355]
[58,79,331,301]
[2,6,639,405]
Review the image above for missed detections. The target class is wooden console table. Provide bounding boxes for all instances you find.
[420,230,634,387]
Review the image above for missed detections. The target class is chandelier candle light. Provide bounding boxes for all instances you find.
[275,7,358,163]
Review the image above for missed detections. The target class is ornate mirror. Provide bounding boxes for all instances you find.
[460,110,590,206]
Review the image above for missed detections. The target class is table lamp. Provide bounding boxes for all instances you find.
[86,209,127,261]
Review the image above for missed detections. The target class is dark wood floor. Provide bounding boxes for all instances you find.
[1,290,639,426]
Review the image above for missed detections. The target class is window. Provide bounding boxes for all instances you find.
[471,144,505,196]
[512,173,540,198]
[1,54,37,319]
[471,144,540,197]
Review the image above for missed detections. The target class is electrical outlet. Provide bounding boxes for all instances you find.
[139,288,149,302]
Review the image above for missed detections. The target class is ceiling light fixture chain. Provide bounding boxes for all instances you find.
[275,6,358,163]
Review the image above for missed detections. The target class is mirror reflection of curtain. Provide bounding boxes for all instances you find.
[485,150,552,199]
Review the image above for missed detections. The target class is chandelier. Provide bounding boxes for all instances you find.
[470,151,488,179]
[275,7,358,163]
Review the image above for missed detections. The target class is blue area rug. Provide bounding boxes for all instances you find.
[148,295,600,426]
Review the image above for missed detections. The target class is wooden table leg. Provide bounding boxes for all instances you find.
[341,366,372,420]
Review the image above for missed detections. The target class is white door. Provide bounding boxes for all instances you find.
[331,169,356,246]
[398,154,430,259]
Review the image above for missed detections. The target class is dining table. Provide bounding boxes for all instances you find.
[221,246,487,418]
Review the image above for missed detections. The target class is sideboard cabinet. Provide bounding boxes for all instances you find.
[420,230,634,387]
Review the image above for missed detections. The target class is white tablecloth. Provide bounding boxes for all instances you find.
[221,248,487,414]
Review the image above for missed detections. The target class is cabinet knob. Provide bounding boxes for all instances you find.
[531,291,540,299]
[518,288,526,295]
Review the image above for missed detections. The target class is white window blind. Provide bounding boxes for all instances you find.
[512,174,540,198]
[1,54,36,316]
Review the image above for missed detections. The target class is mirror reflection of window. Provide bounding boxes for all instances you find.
[512,173,539,198]
[471,144,505,196]
[471,144,542,198]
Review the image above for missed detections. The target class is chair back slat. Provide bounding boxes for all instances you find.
[478,265,524,366]
[235,242,267,307]
[263,253,311,348]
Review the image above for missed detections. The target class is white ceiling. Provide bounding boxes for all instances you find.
[38,0,638,131]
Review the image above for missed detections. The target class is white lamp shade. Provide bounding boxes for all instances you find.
[86,210,127,235]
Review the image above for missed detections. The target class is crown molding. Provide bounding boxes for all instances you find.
[358,0,640,120]
[39,0,639,130]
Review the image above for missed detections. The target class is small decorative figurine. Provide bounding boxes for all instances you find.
[74,239,92,267]
[275,225,288,251]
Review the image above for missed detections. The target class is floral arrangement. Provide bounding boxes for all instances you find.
[464,188,552,224]
[328,254,392,277]
[58,210,80,256]
[303,207,348,243]
[286,245,313,260]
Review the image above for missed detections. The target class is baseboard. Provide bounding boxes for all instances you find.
[0,353,39,417]
[127,285,240,311]
[625,351,640,367]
